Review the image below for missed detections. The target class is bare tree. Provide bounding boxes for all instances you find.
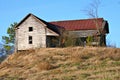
[83,0,105,46]
[83,0,101,33]
[86,0,100,18]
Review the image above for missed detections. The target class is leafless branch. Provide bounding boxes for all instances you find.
[82,0,101,34]
[82,0,100,18]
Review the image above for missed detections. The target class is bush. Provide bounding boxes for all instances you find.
[86,36,93,46]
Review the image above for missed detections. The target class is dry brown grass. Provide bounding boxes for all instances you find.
[70,48,95,62]
[0,47,120,80]
[70,47,120,62]
[98,48,120,61]
[36,62,53,71]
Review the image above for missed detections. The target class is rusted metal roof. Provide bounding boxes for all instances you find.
[49,18,104,31]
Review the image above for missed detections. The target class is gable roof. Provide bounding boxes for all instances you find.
[15,13,44,28]
[16,13,108,35]
[49,18,104,31]
[15,13,60,34]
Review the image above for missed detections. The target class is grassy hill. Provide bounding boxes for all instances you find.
[0,47,120,80]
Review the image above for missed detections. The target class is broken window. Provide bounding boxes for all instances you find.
[29,36,32,44]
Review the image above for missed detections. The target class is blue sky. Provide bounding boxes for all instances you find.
[0,0,120,47]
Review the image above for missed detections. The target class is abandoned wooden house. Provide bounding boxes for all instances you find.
[15,13,109,51]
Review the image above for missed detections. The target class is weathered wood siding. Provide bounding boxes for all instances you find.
[69,30,98,37]
[16,15,46,50]
[69,30,106,46]
[46,28,59,36]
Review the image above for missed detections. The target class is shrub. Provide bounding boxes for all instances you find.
[86,36,93,46]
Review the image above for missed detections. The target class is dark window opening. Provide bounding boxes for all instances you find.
[29,27,33,32]
[75,37,86,46]
[29,36,32,44]
[46,36,59,47]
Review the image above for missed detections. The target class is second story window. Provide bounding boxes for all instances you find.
[29,27,33,32]
[29,36,32,44]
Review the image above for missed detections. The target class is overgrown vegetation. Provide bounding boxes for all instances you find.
[86,36,94,46]
[0,47,120,80]
[60,31,85,47]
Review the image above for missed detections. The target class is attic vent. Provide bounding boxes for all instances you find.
[29,27,33,32]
